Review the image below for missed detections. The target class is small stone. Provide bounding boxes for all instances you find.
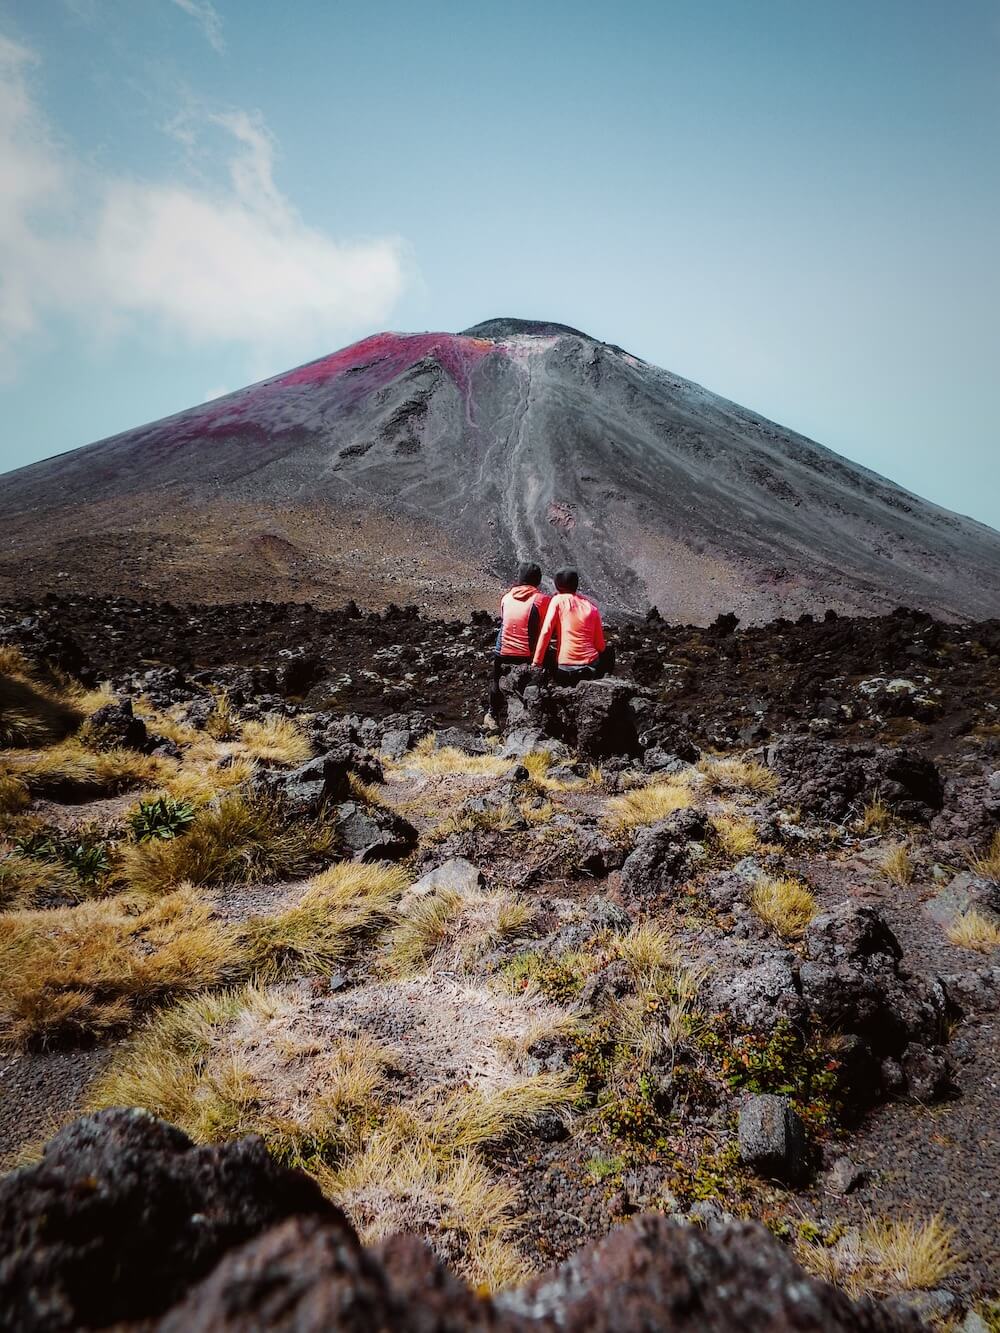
[738,1094,808,1184]
[826,1156,868,1195]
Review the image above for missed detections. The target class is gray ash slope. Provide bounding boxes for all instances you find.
[2,317,997,621]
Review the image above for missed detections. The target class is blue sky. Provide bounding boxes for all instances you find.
[1,0,998,528]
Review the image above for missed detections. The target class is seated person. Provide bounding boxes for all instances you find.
[485,561,551,727]
[531,567,610,682]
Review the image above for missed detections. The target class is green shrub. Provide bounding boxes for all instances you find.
[129,796,196,842]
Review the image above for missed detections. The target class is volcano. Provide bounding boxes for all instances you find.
[2,318,998,621]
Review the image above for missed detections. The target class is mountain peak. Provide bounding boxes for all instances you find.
[460,317,598,342]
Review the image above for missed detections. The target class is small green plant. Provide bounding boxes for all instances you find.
[129,795,196,842]
[698,1017,842,1135]
[502,950,593,1003]
[15,830,111,884]
[599,1075,663,1144]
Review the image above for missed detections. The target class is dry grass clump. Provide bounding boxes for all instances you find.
[879,843,914,886]
[750,874,816,939]
[0,650,85,748]
[604,775,694,833]
[798,1213,958,1298]
[388,888,533,976]
[857,795,891,835]
[7,740,169,798]
[0,886,241,1047]
[428,803,521,842]
[970,830,1000,882]
[90,986,394,1165]
[0,771,31,814]
[608,922,703,1068]
[0,852,79,912]
[242,861,409,980]
[204,691,239,740]
[131,696,202,749]
[158,755,256,808]
[118,792,336,896]
[697,755,779,796]
[399,735,511,779]
[710,813,760,858]
[240,715,312,767]
[321,1125,528,1288]
[425,1075,577,1152]
[946,908,1000,953]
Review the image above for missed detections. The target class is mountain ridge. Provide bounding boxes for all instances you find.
[1,319,998,622]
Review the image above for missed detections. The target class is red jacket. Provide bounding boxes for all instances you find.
[532,592,606,667]
[498,585,551,658]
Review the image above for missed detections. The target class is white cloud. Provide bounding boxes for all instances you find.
[0,34,407,367]
[170,0,225,54]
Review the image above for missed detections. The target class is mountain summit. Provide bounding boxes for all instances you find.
[2,320,998,620]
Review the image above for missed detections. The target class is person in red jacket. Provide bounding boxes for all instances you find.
[485,562,551,727]
[531,567,611,682]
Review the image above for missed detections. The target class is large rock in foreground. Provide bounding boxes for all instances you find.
[0,1111,925,1332]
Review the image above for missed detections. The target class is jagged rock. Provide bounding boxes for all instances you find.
[619,809,708,898]
[572,679,641,760]
[576,959,635,1014]
[0,1109,336,1332]
[701,942,805,1030]
[83,697,149,752]
[768,737,943,820]
[499,1214,924,1331]
[939,966,1000,1014]
[434,726,491,755]
[826,1156,869,1195]
[737,1094,809,1183]
[800,903,949,1060]
[900,1042,953,1102]
[501,726,550,758]
[398,858,484,916]
[256,751,351,817]
[334,801,417,862]
[380,728,413,760]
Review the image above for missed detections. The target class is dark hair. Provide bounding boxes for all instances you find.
[554,567,579,593]
[516,562,542,587]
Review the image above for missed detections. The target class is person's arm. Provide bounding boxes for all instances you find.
[527,603,541,655]
[594,607,606,653]
[532,599,558,667]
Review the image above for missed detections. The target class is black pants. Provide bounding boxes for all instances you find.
[489,654,530,719]
[553,644,616,685]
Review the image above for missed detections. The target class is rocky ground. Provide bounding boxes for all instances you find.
[1,596,998,1331]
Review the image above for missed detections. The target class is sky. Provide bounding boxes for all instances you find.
[1,0,998,529]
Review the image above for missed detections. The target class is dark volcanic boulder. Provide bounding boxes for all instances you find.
[255,750,352,817]
[334,801,417,861]
[158,1216,502,1333]
[572,679,641,760]
[800,903,950,1073]
[498,1215,923,1332]
[83,697,149,752]
[619,809,708,899]
[0,1108,336,1331]
[768,738,943,821]
[737,1094,808,1184]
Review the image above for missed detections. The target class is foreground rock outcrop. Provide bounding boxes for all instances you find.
[0,1111,924,1333]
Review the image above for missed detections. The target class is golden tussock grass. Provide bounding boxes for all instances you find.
[117,792,336,896]
[158,755,256,808]
[204,691,239,741]
[0,771,31,814]
[0,852,79,912]
[7,740,169,798]
[710,813,760,858]
[347,773,388,807]
[697,755,779,795]
[857,796,891,835]
[946,909,1000,953]
[608,922,703,1070]
[427,803,520,842]
[398,735,511,779]
[239,715,313,767]
[422,1074,577,1153]
[604,775,694,833]
[879,843,914,886]
[970,830,1000,882]
[89,986,394,1166]
[798,1214,959,1298]
[750,874,817,939]
[319,1128,530,1289]
[0,886,241,1048]
[0,649,85,749]
[242,861,409,981]
[387,888,533,976]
